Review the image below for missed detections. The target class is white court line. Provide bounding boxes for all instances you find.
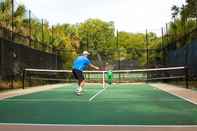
[89,87,107,101]
[160,89,197,105]
[0,84,67,101]
[0,123,197,127]
[2,98,186,102]
[150,83,197,105]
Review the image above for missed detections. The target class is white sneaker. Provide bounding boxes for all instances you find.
[76,87,82,92]
[76,91,81,96]
[75,88,82,95]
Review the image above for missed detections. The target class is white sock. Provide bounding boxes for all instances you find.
[79,86,82,92]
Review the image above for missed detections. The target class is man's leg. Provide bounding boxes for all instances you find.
[78,80,85,91]
[73,70,85,95]
[76,80,85,94]
[79,80,85,88]
[72,69,80,92]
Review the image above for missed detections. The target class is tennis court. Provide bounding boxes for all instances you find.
[0,83,197,126]
[0,67,197,131]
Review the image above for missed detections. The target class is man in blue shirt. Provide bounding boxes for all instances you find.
[72,51,99,95]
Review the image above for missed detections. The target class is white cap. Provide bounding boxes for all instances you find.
[82,51,90,55]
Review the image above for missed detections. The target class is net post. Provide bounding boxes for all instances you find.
[185,66,189,89]
[102,71,105,88]
[22,69,26,89]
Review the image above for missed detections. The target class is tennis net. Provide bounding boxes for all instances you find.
[22,66,188,89]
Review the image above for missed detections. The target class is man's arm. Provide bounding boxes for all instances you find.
[89,64,100,70]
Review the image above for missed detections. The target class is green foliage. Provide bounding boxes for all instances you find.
[168,0,197,48]
[0,0,13,26]
[0,0,163,68]
[78,19,115,50]
[117,32,144,62]
[184,0,197,18]
[78,18,115,63]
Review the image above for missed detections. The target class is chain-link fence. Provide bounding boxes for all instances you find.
[0,0,54,53]
[0,37,63,88]
[162,22,197,88]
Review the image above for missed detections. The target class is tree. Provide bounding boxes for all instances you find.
[0,0,26,31]
[171,5,180,19]
[0,0,12,26]
[51,23,79,68]
[184,0,197,18]
[78,18,115,64]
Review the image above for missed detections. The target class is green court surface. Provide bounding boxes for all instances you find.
[0,83,197,125]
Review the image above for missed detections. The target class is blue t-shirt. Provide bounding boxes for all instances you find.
[72,56,91,71]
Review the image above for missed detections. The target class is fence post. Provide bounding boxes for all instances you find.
[185,66,189,89]
[28,10,32,47]
[42,19,44,45]
[161,27,165,66]
[11,0,14,41]
[22,69,25,89]
[145,29,149,67]
[116,30,120,82]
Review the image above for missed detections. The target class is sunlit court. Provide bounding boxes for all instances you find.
[1,83,197,125]
[1,68,197,130]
